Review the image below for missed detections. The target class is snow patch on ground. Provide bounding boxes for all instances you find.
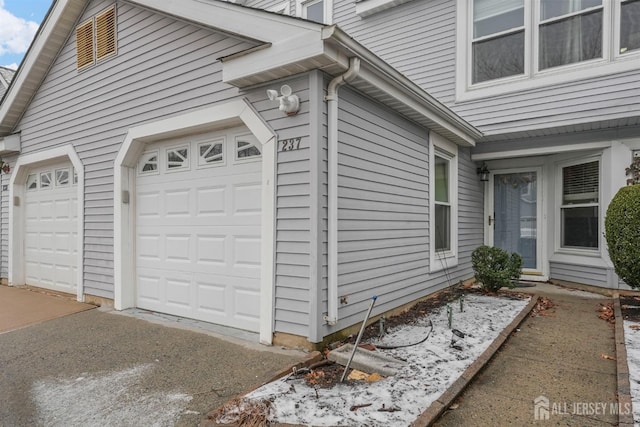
[623,322,640,425]
[242,294,530,426]
[32,363,192,426]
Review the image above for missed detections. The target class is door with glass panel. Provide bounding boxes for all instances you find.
[489,169,542,276]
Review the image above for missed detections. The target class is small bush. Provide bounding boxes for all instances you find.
[605,184,640,289]
[472,245,522,292]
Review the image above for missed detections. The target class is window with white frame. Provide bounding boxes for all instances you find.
[459,0,640,98]
[560,159,599,250]
[430,133,458,271]
[297,0,332,23]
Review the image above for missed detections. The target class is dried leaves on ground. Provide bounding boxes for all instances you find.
[597,302,615,324]
[530,296,556,317]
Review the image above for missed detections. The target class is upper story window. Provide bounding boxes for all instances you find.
[76,5,117,70]
[297,0,332,23]
[458,0,640,100]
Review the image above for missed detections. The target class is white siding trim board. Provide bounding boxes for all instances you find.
[8,145,85,302]
[114,98,277,345]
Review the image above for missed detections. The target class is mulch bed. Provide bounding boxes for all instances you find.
[304,285,531,389]
[620,295,640,322]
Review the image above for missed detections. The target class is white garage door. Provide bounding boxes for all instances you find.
[135,128,263,332]
[24,162,78,294]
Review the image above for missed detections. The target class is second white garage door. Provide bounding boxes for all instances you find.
[24,161,79,295]
[135,128,263,332]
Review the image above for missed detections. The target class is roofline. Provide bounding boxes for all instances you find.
[322,26,482,144]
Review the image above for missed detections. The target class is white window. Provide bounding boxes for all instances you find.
[559,159,599,250]
[138,151,159,175]
[457,0,640,100]
[26,174,38,191]
[429,133,458,272]
[55,168,70,187]
[198,139,225,166]
[235,135,262,161]
[297,0,332,23]
[166,146,189,171]
[40,171,52,190]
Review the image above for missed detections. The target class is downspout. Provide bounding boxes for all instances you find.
[323,57,361,325]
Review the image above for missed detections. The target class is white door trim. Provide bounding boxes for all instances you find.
[487,167,547,281]
[8,145,85,301]
[113,98,277,345]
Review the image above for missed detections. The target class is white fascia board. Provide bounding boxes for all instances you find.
[223,34,332,84]
[127,0,321,43]
[471,141,613,161]
[0,133,20,154]
[0,0,77,134]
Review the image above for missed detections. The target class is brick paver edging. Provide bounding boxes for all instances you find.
[613,294,635,427]
[411,294,540,427]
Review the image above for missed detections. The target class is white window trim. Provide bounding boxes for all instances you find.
[429,132,458,273]
[234,133,262,163]
[296,0,333,23]
[554,155,602,256]
[456,0,640,102]
[197,138,226,168]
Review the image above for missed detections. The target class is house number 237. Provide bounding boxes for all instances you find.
[280,137,302,151]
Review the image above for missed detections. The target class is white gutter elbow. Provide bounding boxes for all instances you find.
[323,57,360,326]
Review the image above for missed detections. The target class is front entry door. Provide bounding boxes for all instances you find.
[489,169,543,277]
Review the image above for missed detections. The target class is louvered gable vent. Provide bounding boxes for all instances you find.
[76,19,94,69]
[96,7,116,60]
[75,5,117,71]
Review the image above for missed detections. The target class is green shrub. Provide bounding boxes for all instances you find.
[605,185,640,289]
[471,245,522,292]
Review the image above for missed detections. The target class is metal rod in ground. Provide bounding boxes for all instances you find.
[340,295,377,383]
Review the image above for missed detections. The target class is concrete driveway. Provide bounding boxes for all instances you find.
[0,289,307,426]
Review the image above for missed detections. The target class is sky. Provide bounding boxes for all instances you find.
[0,0,52,70]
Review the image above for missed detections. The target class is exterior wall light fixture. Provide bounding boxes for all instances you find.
[266,84,300,116]
[477,163,490,182]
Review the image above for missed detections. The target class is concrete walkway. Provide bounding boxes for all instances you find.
[434,284,619,426]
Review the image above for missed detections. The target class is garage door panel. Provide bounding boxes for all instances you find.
[233,183,261,214]
[196,186,226,216]
[165,189,191,217]
[165,277,192,309]
[136,130,262,332]
[138,272,163,304]
[196,235,226,265]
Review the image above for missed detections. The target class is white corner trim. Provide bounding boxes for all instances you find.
[8,145,85,302]
[113,98,277,345]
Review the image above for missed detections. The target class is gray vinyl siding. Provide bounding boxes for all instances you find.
[328,87,483,332]
[333,0,640,137]
[245,75,314,338]
[12,0,255,297]
[454,70,640,137]
[550,262,610,288]
[334,0,457,104]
